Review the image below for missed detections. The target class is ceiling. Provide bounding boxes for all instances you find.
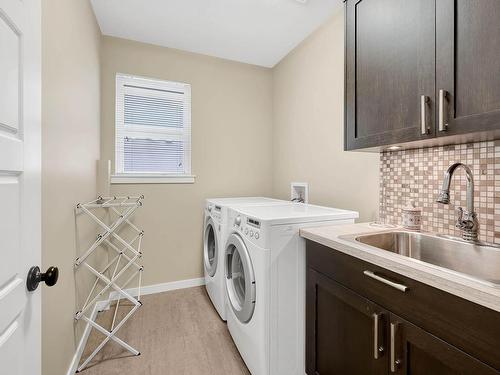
[90,0,342,68]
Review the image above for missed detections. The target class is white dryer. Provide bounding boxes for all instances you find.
[203,197,287,321]
[224,204,359,375]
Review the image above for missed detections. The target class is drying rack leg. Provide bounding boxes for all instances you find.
[78,305,140,372]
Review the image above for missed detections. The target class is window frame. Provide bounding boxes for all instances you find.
[113,73,195,184]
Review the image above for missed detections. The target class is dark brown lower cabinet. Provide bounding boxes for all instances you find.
[306,244,500,375]
[390,315,498,375]
[306,269,388,375]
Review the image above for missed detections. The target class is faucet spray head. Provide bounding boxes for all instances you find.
[436,190,450,204]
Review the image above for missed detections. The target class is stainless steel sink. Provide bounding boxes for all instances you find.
[345,231,500,286]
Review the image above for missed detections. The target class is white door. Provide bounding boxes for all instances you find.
[0,0,41,374]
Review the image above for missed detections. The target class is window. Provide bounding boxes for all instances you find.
[114,74,193,183]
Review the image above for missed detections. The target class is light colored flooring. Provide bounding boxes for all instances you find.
[79,286,250,375]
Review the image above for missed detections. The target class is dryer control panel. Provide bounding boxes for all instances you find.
[206,203,222,224]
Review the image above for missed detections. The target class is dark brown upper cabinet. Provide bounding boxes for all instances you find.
[345,0,436,150]
[345,0,500,151]
[436,0,500,137]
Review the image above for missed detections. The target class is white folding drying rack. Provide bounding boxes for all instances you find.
[74,195,145,372]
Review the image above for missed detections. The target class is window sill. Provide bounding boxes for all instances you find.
[110,174,196,184]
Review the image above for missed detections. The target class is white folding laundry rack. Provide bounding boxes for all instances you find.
[74,195,145,372]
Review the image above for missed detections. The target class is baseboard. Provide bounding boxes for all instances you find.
[66,277,205,374]
[108,277,206,301]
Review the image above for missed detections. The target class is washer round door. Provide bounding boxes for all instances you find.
[225,233,256,323]
[204,218,218,277]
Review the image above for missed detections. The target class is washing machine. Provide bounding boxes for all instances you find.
[224,204,359,375]
[203,197,288,320]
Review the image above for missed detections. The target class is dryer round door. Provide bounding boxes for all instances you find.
[225,233,256,323]
[204,218,218,277]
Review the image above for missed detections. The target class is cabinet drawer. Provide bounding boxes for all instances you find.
[306,240,500,370]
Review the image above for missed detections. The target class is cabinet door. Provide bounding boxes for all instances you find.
[389,314,500,375]
[345,0,436,150]
[436,0,500,137]
[306,269,388,375]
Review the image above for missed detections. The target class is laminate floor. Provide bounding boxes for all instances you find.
[78,286,250,375]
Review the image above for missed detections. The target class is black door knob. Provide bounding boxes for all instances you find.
[27,266,59,292]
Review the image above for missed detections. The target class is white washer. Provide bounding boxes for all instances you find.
[203,197,288,320]
[224,204,359,375]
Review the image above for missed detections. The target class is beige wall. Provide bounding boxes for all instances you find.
[272,10,379,221]
[100,37,274,285]
[42,0,101,374]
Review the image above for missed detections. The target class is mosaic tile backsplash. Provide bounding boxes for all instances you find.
[379,140,500,244]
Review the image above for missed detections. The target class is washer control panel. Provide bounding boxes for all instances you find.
[233,214,262,245]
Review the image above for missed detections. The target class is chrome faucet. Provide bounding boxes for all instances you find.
[436,162,479,241]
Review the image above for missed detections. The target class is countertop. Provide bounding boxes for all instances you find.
[300,222,500,313]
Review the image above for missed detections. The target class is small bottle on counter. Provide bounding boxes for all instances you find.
[402,201,422,231]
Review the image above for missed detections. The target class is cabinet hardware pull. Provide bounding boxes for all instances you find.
[372,313,384,359]
[363,270,408,292]
[390,322,401,373]
[420,95,429,135]
[439,89,448,131]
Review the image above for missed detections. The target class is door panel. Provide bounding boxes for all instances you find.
[0,324,22,373]
[0,182,20,286]
[390,314,500,375]
[0,0,41,374]
[0,11,20,131]
[345,0,436,150]
[306,269,388,375]
[436,0,500,136]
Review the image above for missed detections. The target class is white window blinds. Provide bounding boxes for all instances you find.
[115,74,192,176]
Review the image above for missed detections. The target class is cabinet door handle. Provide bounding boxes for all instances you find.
[390,322,401,373]
[439,89,448,131]
[363,270,408,292]
[372,313,384,359]
[420,95,429,135]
